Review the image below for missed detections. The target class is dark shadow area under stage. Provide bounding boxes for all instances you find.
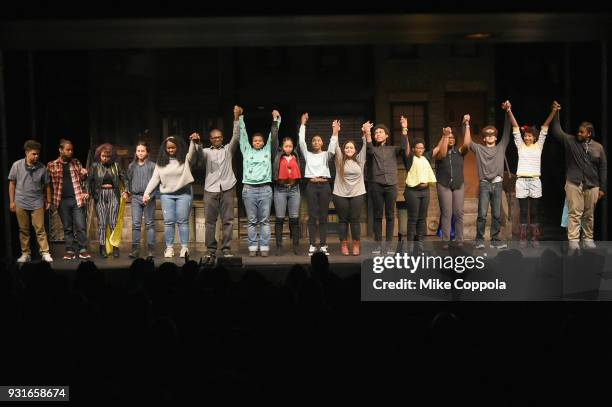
[3,242,612,402]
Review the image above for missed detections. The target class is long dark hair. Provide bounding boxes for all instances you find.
[336,139,358,179]
[157,136,187,167]
[280,137,295,155]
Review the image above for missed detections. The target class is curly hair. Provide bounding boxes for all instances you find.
[94,143,117,163]
[157,136,187,167]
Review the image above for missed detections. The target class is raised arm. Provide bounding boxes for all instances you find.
[365,120,374,155]
[433,127,451,159]
[327,119,340,159]
[267,109,281,155]
[500,100,512,150]
[298,112,309,156]
[399,115,410,160]
[227,105,242,153]
[549,101,571,143]
[358,121,372,166]
[238,107,250,154]
[459,114,471,154]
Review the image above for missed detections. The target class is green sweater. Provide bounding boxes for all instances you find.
[239,115,280,184]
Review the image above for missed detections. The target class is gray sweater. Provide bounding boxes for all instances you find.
[144,141,197,195]
[333,136,367,197]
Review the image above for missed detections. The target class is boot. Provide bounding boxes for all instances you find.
[395,233,404,254]
[113,246,120,258]
[99,245,107,258]
[275,218,284,256]
[352,240,361,256]
[129,244,140,259]
[519,224,528,248]
[340,240,349,256]
[289,218,300,255]
[530,224,541,248]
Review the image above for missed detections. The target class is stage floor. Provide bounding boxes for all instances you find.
[42,238,602,271]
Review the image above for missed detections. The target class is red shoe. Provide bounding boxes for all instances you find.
[340,240,349,256]
[63,251,76,260]
[79,251,92,259]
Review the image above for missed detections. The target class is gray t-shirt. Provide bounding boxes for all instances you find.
[8,158,50,210]
[469,118,511,182]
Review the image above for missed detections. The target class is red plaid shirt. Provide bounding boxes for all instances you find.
[47,157,88,208]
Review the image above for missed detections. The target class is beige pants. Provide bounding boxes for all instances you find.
[565,181,599,241]
[15,207,50,254]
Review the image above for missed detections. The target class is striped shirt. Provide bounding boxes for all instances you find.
[514,126,548,177]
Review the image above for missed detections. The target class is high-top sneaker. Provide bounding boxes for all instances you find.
[529,224,541,248]
[519,224,528,248]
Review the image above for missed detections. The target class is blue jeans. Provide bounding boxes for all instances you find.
[477,180,502,242]
[160,188,192,247]
[242,184,273,251]
[131,194,156,248]
[274,183,300,219]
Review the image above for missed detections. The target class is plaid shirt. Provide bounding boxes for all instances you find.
[47,157,88,208]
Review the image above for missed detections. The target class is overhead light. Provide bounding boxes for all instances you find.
[465,32,492,40]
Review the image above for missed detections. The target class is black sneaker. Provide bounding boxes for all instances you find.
[490,241,507,249]
[222,249,233,257]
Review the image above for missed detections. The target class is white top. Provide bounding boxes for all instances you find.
[513,126,548,177]
[298,124,338,178]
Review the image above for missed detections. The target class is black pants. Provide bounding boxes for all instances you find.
[370,182,397,242]
[404,187,430,241]
[58,196,88,252]
[518,197,540,224]
[332,194,364,241]
[306,182,331,245]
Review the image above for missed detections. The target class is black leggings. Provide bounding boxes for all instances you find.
[518,197,540,224]
[404,187,430,241]
[306,182,331,245]
[370,182,397,242]
[332,194,364,241]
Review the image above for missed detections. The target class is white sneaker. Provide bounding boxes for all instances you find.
[179,246,189,258]
[164,247,174,258]
[568,241,580,255]
[320,245,330,256]
[308,245,317,256]
[41,252,53,262]
[17,253,31,264]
